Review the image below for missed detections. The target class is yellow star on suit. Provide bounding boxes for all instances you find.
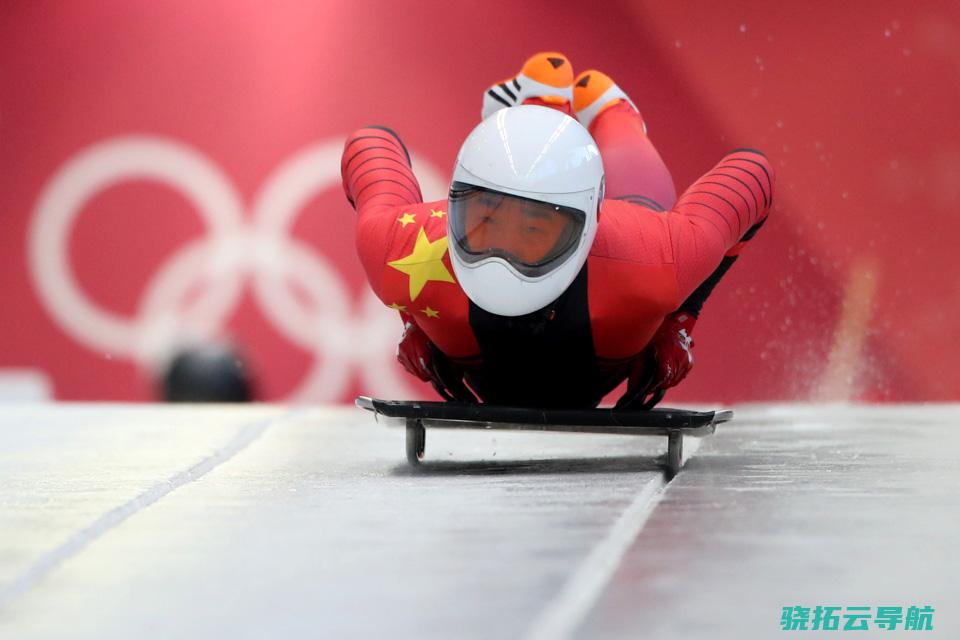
[388,227,455,301]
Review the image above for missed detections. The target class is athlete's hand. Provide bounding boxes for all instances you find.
[397,318,434,382]
[647,311,696,393]
[396,317,478,403]
[616,312,696,410]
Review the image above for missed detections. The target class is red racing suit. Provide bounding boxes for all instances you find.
[341,103,774,407]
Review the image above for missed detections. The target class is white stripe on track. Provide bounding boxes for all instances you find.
[523,437,701,640]
[0,414,283,610]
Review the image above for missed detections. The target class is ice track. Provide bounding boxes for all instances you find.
[0,403,957,639]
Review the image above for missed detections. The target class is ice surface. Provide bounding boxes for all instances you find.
[0,403,956,639]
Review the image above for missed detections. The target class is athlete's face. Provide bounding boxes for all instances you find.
[463,192,572,265]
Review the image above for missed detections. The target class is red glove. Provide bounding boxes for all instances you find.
[647,311,696,392]
[396,317,434,382]
[617,311,696,409]
[396,315,477,403]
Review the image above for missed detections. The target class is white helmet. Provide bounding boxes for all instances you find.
[448,105,604,317]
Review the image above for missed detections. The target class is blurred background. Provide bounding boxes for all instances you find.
[1,0,957,404]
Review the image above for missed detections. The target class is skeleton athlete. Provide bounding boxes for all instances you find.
[342,52,774,408]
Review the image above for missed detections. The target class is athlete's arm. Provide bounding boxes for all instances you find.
[618,149,772,406]
[341,127,475,400]
[666,148,774,302]
[341,126,424,297]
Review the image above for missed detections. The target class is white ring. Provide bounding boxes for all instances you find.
[29,136,244,356]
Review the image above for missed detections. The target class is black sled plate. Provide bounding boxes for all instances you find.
[355,396,731,437]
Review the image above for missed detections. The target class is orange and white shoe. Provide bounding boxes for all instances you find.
[481,52,574,119]
[572,70,642,132]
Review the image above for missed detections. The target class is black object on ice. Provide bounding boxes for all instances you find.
[160,343,254,403]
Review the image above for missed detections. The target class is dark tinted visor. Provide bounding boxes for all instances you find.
[449,181,585,277]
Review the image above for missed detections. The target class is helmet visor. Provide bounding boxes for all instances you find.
[449,181,586,277]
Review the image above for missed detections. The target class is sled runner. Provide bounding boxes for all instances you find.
[355,396,731,477]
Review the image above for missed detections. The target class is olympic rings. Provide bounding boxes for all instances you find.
[28,135,449,401]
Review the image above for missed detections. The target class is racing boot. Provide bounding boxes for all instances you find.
[481,51,574,119]
[572,69,644,133]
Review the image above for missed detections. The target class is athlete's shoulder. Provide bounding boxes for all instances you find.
[398,200,451,231]
[586,200,683,356]
[357,198,449,261]
[356,197,452,292]
[364,198,476,357]
[590,199,674,265]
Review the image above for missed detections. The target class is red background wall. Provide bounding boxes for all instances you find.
[2,0,957,402]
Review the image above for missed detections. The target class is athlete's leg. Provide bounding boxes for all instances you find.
[574,71,676,210]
